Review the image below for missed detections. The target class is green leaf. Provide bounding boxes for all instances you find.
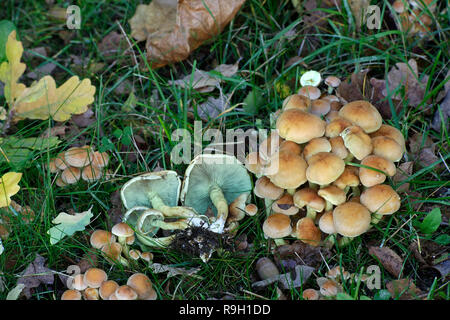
[374,289,391,300]
[336,292,354,300]
[6,283,25,300]
[242,89,264,115]
[0,20,16,62]
[434,234,450,246]
[360,295,372,300]
[47,207,93,245]
[418,207,442,234]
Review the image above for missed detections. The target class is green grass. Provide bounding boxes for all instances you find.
[0,0,449,300]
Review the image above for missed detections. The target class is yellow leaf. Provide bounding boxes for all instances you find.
[0,31,26,105]
[13,75,96,122]
[0,172,22,208]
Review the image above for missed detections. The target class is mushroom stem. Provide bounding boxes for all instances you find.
[337,236,355,247]
[135,233,176,248]
[147,191,199,218]
[351,186,360,197]
[274,238,289,246]
[325,200,333,212]
[264,198,274,217]
[287,188,296,195]
[308,182,319,190]
[117,237,130,258]
[371,213,383,225]
[208,185,228,233]
[306,206,317,220]
[151,219,189,230]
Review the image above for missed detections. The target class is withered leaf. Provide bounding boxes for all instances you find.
[17,254,55,299]
[386,279,422,300]
[369,246,404,278]
[432,87,450,132]
[393,161,414,192]
[336,69,370,104]
[196,94,230,120]
[129,0,246,68]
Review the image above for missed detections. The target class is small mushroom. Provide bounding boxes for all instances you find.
[83,287,99,300]
[271,193,299,216]
[127,273,154,300]
[90,230,116,249]
[359,155,396,187]
[324,76,341,93]
[338,100,382,133]
[61,289,82,300]
[332,202,371,246]
[244,203,258,216]
[115,285,138,300]
[318,185,347,211]
[60,166,81,184]
[306,152,345,187]
[262,213,292,239]
[340,126,373,161]
[276,109,326,144]
[360,184,401,224]
[64,146,94,168]
[302,288,320,300]
[298,85,321,100]
[282,94,310,111]
[83,268,108,289]
[294,217,321,246]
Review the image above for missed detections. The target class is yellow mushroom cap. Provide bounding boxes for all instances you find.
[253,176,284,200]
[64,146,94,168]
[306,152,345,185]
[302,288,320,300]
[333,166,360,189]
[338,100,382,133]
[115,285,138,300]
[371,136,404,162]
[90,230,116,249]
[325,76,341,88]
[295,217,321,246]
[70,273,87,291]
[310,99,331,116]
[61,166,81,184]
[278,140,302,155]
[360,184,401,215]
[266,150,308,189]
[127,273,153,300]
[61,289,82,300]
[282,94,310,111]
[262,213,292,239]
[272,193,299,216]
[111,222,134,238]
[245,203,258,216]
[325,118,352,138]
[333,202,371,237]
[303,138,331,162]
[370,124,406,152]
[101,242,122,261]
[340,126,373,160]
[318,211,336,234]
[359,155,396,187]
[91,151,109,168]
[276,109,326,144]
[54,152,69,170]
[298,85,321,100]
[329,136,349,160]
[99,280,119,300]
[293,188,325,212]
[84,268,108,288]
[318,185,347,206]
[244,152,264,176]
[83,288,100,300]
[81,165,103,182]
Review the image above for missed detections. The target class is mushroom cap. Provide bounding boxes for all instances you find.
[181,154,252,217]
[262,213,292,239]
[90,230,116,249]
[228,192,249,222]
[325,118,352,138]
[61,166,81,184]
[276,109,326,144]
[81,165,102,182]
[99,280,119,300]
[310,99,331,116]
[320,279,339,297]
[306,152,345,185]
[295,217,321,246]
[325,110,340,122]
[302,288,320,300]
[129,249,140,260]
[325,76,341,88]
[127,273,153,300]
[319,211,336,234]
[359,155,396,187]
[54,152,68,170]
[340,126,373,160]
[111,222,134,238]
[140,251,154,262]
[64,146,94,168]
[300,71,322,87]
[55,176,68,187]
[70,273,87,291]
[48,158,59,173]
[282,94,310,111]
[329,136,349,159]
[370,124,406,152]
[293,188,325,212]
[323,95,340,103]
[266,150,308,189]
[91,151,109,168]
[61,289,82,300]
[333,166,360,189]
[101,242,122,262]
[333,202,371,237]
[83,288,100,300]
[253,176,284,200]
[84,268,108,288]
[318,185,346,206]
[360,184,401,215]
[338,100,382,133]
[298,85,321,100]
[245,203,258,216]
[303,138,331,162]
[121,170,180,210]
[278,140,302,155]
[272,193,299,216]
[115,285,138,300]
[371,136,404,162]
[392,0,405,13]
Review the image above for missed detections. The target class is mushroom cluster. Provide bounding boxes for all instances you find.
[245,75,405,247]
[392,0,436,37]
[61,268,156,300]
[48,145,111,187]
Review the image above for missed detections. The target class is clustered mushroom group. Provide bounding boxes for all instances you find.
[61,267,156,300]
[245,75,405,247]
[392,0,436,37]
[48,145,111,187]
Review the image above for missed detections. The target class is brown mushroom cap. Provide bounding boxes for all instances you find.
[295,217,321,246]
[228,193,249,222]
[90,230,116,249]
[333,202,371,237]
[48,159,59,173]
[266,150,308,189]
[325,76,341,88]
[303,138,331,162]
[54,152,69,170]
[271,193,299,216]
[258,132,283,164]
[333,166,360,189]
[323,95,340,103]
[360,184,401,215]
[84,268,108,288]
[99,280,119,300]
[306,152,345,185]
[253,176,284,200]
[359,155,396,187]
[302,288,320,300]
[325,118,352,138]
[244,203,258,216]
[111,222,134,238]
[70,273,87,291]
[91,151,109,168]
[127,273,153,300]
[310,99,331,116]
[279,140,302,155]
[262,213,292,239]
[115,285,138,300]
[320,279,340,297]
[55,176,68,187]
[282,94,310,111]
[140,251,154,262]
[245,152,264,176]
[64,146,94,168]
[61,289,82,300]
[318,211,336,234]
[371,136,404,162]
[298,85,321,100]
[392,0,405,13]
[293,188,325,212]
[340,126,373,160]
[101,242,122,262]
[325,110,340,122]
[276,109,326,144]
[370,124,405,152]
[61,166,81,184]
[329,136,349,160]
[83,288,100,300]
[82,165,103,182]
[338,100,382,133]
[318,186,347,206]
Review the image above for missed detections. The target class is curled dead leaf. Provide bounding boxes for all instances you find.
[369,246,404,278]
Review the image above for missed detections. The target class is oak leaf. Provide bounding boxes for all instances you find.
[0,172,22,208]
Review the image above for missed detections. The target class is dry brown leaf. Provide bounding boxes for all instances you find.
[369,246,404,278]
[393,161,414,192]
[129,0,246,68]
[196,94,230,120]
[336,69,371,104]
[17,254,55,299]
[386,279,422,300]
[432,82,450,132]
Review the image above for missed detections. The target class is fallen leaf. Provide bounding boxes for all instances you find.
[273,240,331,269]
[417,147,439,168]
[369,246,404,278]
[71,108,96,128]
[149,262,202,279]
[336,69,371,104]
[17,254,55,299]
[6,283,25,300]
[0,172,22,208]
[393,161,414,192]
[386,279,422,300]
[129,0,246,68]
[98,31,130,62]
[432,87,450,132]
[251,264,315,290]
[26,62,56,80]
[196,94,230,120]
[47,207,93,245]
